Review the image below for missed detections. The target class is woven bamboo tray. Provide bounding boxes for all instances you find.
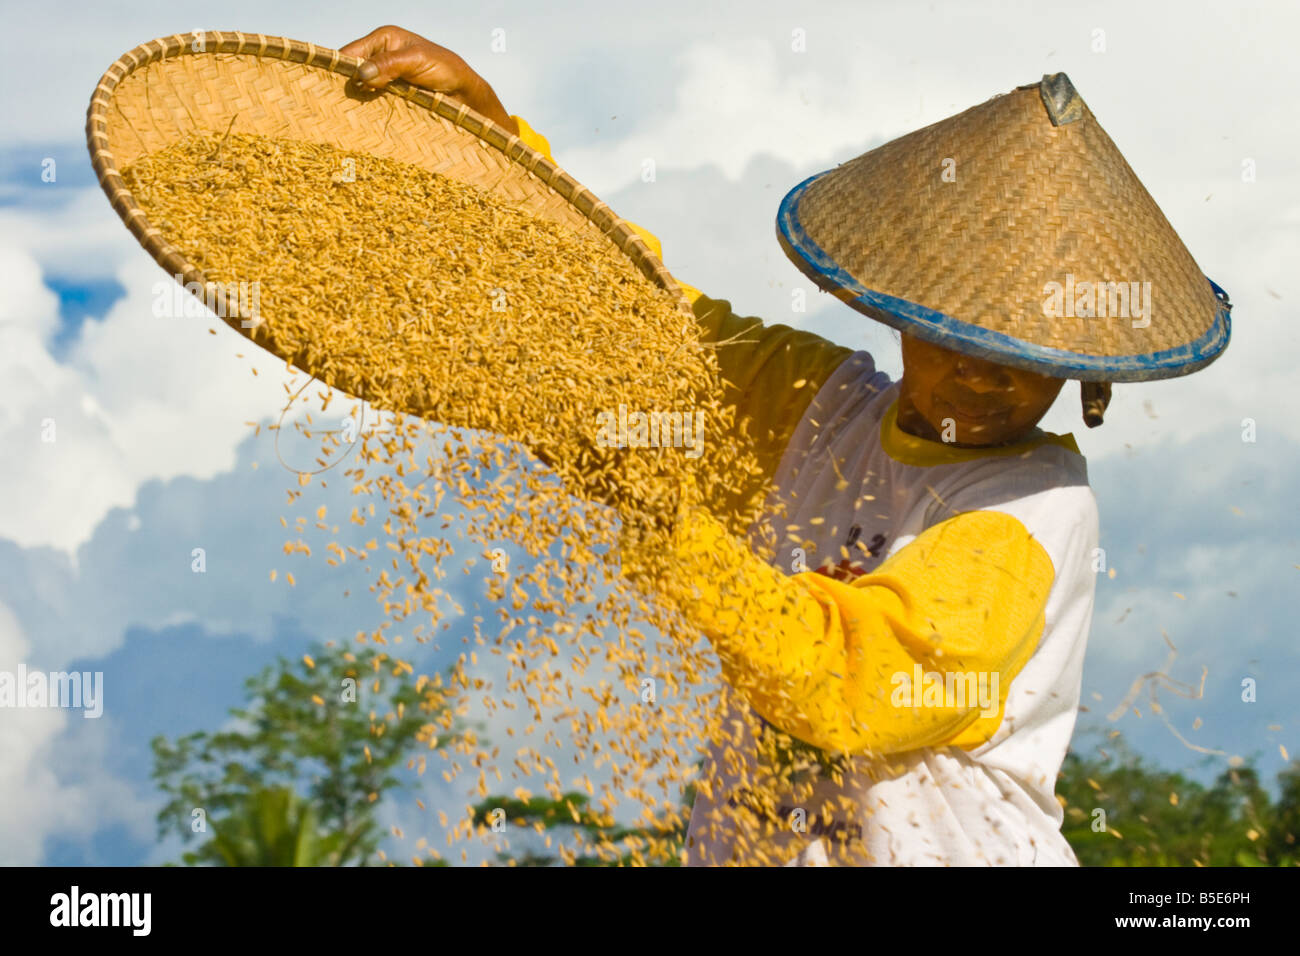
[86,30,693,340]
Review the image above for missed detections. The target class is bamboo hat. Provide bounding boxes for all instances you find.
[776,73,1232,426]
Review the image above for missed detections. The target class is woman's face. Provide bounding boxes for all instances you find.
[897,335,1066,447]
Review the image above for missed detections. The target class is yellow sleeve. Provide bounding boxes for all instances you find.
[511,115,555,163]
[669,506,1055,755]
[687,292,852,490]
[511,116,851,488]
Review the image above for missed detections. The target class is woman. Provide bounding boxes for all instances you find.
[340,26,1231,865]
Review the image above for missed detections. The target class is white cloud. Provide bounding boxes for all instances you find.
[0,188,138,281]
[0,218,345,555]
[0,601,98,863]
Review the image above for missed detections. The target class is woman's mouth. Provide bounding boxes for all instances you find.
[935,394,1009,425]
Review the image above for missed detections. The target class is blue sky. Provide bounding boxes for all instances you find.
[1,0,1297,864]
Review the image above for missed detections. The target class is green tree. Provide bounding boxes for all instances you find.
[152,641,461,866]
[1059,738,1300,866]
[1264,760,1300,862]
[191,786,344,866]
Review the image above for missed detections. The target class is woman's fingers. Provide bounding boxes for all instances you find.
[337,26,503,123]
[357,45,453,92]
[338,24,404,60]
[339,26,467,95]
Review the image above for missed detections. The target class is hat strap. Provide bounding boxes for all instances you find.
[1081,382,1112,427]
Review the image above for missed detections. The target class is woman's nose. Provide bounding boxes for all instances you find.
[953,356,1010,389]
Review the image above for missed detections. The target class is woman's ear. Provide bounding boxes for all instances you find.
[1081,381,1112,427]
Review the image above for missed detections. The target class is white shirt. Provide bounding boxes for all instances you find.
[685,351,1099,866]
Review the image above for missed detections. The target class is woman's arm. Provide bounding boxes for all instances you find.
[667,505,1058,756]
[513,115,855,511]
[688,293,853,496]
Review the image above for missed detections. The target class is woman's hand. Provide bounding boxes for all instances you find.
[339,25,519,135]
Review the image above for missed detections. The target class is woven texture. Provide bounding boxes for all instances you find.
[86,31,692,324]
[782,81,1227,381]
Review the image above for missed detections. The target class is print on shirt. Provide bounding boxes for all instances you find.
[813,524,887,583]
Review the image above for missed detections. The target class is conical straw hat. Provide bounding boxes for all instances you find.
[776,73,1231,385]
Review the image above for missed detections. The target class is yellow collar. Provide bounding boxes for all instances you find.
[880,398,1080,467]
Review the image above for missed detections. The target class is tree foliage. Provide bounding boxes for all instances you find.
[151,641,460,866]
[1058,738,1299,867]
